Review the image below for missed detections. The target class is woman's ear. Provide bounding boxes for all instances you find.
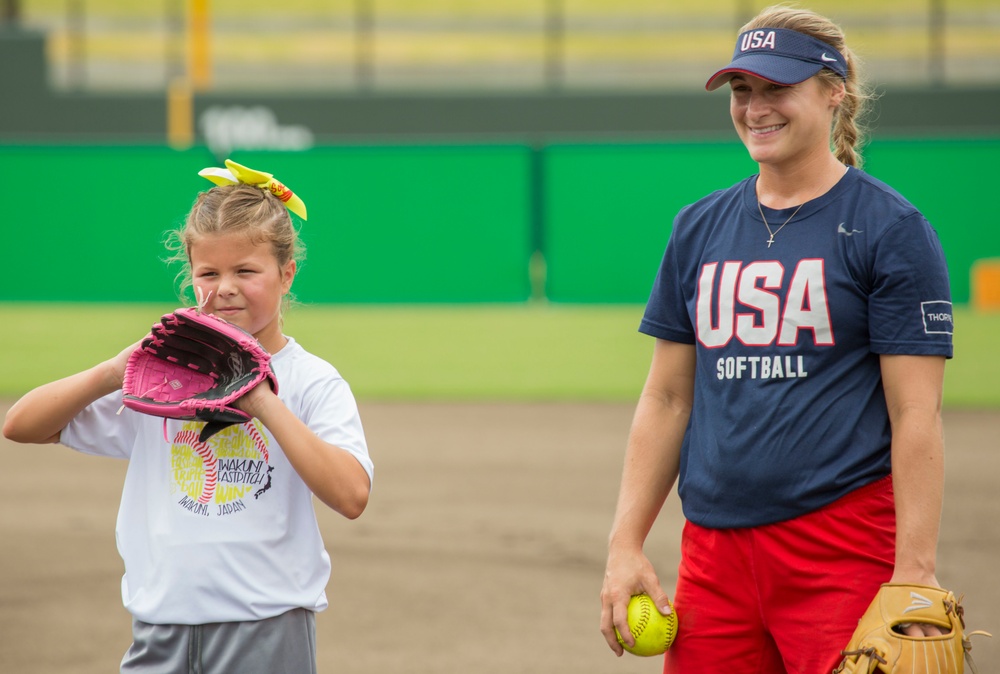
[829,80,847,108]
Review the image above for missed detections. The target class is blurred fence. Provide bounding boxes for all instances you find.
[8,0,1000,93]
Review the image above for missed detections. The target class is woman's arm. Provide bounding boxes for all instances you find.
[880,353,946,586]
[880,353,947,637]
[600,338,695,655]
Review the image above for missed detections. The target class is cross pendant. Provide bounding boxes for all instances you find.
[766,235,775,248]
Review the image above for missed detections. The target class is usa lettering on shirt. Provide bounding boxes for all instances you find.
[696,259,833,348]
[696,259,832,381]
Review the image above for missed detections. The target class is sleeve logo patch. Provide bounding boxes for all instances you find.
[921,301,954,335]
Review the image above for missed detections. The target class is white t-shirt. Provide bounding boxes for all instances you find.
[61,336,372,625]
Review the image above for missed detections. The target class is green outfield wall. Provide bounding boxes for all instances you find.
[3,141,997,304]
[2,145,534,303]
[544,138,1000,304]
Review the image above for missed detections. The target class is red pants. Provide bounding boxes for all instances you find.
[664,476,895,674]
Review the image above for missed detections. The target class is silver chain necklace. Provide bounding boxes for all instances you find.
[757,200,805,248]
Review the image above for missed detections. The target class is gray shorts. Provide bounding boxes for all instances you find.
[120,608,317,674]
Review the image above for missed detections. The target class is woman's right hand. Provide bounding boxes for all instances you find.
[599,546,672,656]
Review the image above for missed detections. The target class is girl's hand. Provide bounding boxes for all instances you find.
[233,379,278,419]
[106,340,141,390]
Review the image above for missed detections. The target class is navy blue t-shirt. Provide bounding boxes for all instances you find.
[640,167,953,528]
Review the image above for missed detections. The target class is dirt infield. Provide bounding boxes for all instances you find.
[1,401,996,673]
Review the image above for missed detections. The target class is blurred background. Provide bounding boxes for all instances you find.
[2,0,999,311]
[8,0,1000,93]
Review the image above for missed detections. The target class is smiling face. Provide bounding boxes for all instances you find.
[189,232,296,353]
[729,73,845,170]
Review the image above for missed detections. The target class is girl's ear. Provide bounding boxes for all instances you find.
[281,259,297,295]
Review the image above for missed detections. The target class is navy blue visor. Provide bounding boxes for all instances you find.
[706,27,848,91]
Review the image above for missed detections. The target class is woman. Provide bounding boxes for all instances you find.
[599,6,953,673]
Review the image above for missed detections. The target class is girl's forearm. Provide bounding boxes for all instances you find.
[3,363,121,444]
[244,389,371,520]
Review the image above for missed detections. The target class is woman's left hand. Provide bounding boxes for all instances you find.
[887,570,945,637]
[896,622,945,637]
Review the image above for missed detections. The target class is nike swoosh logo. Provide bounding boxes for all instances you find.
[837,223,863,236]
[821,53,838,63]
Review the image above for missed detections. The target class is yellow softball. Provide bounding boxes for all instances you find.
[615,593,678,656]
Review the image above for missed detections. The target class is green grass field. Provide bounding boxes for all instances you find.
[0,302,996,407]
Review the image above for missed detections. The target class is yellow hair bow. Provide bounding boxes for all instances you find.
[198,159,308,220]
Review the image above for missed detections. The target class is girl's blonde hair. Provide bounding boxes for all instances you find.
[165,183,306,311]
[742,5,874,168]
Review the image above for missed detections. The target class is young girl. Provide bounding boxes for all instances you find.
[3,160,373,673]
[599,6,953,673]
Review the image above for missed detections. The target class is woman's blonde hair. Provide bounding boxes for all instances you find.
[742,5,875,168]
[165,183,306,311]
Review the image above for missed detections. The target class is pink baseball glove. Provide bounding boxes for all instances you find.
[122,308,277,442]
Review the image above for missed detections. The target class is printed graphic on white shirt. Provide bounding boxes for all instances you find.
[169,420,274,517]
